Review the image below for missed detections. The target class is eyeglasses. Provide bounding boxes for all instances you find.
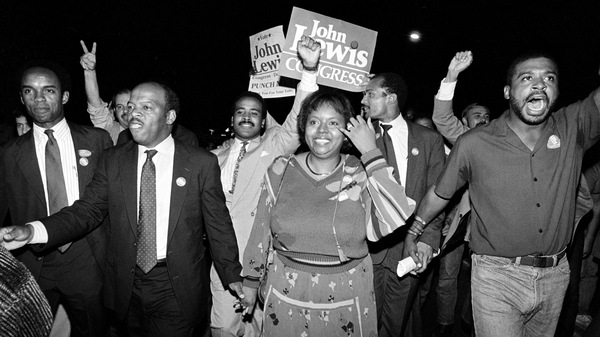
[362,90,388,99]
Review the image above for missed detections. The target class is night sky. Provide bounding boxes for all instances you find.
[2,0,599,145]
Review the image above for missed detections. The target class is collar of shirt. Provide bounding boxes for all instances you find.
[137,135,175,161]
[380,114,408,134]
[233,136,260,153]
[33,117,69,143]
[380,114,409,185]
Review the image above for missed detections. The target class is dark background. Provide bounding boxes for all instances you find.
[1,0,599,145]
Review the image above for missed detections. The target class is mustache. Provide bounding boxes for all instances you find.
[238,120,255,127]
[526,91,549,102]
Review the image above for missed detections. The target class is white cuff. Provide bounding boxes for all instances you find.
[435,79,457,101]
[298,71,318,92]
[28,221,48,244]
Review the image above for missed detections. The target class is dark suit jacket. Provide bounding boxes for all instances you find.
[39,138,241,324]
[369,120,446,271]
[0,122,113,279]
[117,124,199,147]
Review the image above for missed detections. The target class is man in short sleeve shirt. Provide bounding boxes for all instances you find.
[409,52,600,337]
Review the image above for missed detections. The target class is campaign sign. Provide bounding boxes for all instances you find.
[248,26,295,98]
[280,7,378,92]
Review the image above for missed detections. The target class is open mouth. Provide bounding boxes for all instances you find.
[129,119,143,129]
[314,138,331,145]
[526,93,548,112]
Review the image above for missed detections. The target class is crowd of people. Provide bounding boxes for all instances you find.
[0,33,599,337]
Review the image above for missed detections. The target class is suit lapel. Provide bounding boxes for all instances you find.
[69,123,92,193]
[405,122,423,197]
[119,142,139,235]
[232,142,261,206]
[167,141,191,246]
[14,132,46,207]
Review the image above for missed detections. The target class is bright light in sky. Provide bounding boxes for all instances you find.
[409,31,421,42]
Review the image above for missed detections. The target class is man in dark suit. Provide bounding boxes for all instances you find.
[361,73,446,337]
[0,62,113,336]
[1,81,243,336]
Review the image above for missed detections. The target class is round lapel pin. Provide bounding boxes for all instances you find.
[176,177,186,187]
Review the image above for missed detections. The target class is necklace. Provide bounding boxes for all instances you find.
[305,153,341,176]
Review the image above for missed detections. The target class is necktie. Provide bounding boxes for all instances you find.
[136,150,158,274]
[229,141,248,194]
[45,129,71,253]
[380,124,399,181]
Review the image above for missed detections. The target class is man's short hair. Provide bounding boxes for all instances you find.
[12,106,27,119]
[461,103,490,119]
[505,51,559,85]
[110,88,132,108]
[16,60,72,93]
[374,73,408,111]
[230,91,267,119]
[150,82,180,116]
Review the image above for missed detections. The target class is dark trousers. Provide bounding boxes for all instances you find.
[374,263,419,337]
[126,265,196,337]
[38,240,107,337]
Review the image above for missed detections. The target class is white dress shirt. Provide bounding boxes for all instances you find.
[137,136,175,260]
[380,115,408,187]
[32,118,79,215]
[30,135,175,259]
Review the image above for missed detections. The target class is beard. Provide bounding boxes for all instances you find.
[509,92,556,126]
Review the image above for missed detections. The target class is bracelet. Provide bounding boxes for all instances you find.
[414,215,427,227]
[408,215,427,236]
[302,63,319,72]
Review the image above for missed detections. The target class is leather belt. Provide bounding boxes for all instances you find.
[510,249,566,268]
[155,258,167,267]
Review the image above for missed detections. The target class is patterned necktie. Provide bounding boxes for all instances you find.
[45,129,71,253]
[136,150,158,274]
[380,124,399,181]
[229,141,248,194]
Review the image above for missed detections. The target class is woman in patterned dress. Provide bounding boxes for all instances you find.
[240,89,416,336]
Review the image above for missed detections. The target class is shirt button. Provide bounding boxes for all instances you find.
[251,212,255,216]
[534,177,538,182]
[539,229,543,233]
[532,154,535,157]
[536,203,541,207]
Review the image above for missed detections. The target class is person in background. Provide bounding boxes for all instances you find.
[80,41,199,147]
[13,107,32,136]
[362,72,446,337]
[430,51,490,337]
[80,41,129,144]
[209,35,320,337]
